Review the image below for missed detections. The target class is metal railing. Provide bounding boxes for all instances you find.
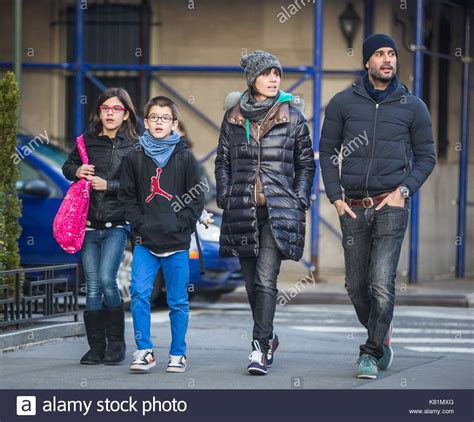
[0,264,79,328]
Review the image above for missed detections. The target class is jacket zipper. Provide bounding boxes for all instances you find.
[98,139,117,221]
[255,123,261,204]
[352,88,404,197]
[254,102,279,204]
[365,103,379,197]
[255,102,287,256]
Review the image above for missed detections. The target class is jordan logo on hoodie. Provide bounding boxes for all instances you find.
[145,167,173,202]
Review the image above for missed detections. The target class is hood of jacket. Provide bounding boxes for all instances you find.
[225,90,305,143]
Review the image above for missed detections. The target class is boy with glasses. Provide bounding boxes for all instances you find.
[118,96,204,373]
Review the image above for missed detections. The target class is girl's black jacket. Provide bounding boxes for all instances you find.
[62,131,135,228]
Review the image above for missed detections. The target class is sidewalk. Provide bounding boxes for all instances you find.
[1,303,473,389]
[1,264,472,351]
[221,261,474,308]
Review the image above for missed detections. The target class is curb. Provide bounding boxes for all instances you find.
[221,290,471,308]
[0,322,85,351]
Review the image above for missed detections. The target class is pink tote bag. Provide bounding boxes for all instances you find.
[53,134,91,254]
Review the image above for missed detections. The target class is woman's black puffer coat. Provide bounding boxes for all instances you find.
[215,92,315,261]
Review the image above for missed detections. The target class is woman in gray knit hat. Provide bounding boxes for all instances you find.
[215,50,315,375]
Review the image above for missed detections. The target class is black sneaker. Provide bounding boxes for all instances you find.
[266,332,279,367]
[247,340,268,375]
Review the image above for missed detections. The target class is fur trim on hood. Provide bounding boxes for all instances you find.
[224,91,305,112]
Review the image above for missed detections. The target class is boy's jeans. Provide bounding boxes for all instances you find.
[339,203,409,360]
[81,227,129,311]
[131,245,189,355]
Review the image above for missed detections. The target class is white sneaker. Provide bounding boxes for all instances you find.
[247,340,268,375]
[130,349,156,373]
[166,355,187,373]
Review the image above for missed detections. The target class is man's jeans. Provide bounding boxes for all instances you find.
[339,203,409,360]
[81,227,129,311]
[239,213,283,354]
[130,245,189,355]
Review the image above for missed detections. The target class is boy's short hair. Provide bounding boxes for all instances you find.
[144,96,179,120]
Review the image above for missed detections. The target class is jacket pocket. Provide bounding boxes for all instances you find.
[141,212,181,238]
[401,141,410,171]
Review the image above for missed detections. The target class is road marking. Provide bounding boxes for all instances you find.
[393,338,474,344]
[404,347,474,354]
[274,318,345,324]
[126,309,210,323]
[393,310,474,320]
[291,326,474,335]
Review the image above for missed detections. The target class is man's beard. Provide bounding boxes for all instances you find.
[369,66,396,83]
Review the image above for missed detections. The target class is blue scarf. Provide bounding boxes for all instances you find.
[139,130,181,169]
[363,72,399,103]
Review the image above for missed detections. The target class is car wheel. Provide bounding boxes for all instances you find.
[198,291,222,303]
[78,262,86,296]
[117,250,132,304]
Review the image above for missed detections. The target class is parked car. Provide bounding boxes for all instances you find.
[15,133,243,303]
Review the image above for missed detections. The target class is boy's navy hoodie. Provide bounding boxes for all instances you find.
[118,139,205,255]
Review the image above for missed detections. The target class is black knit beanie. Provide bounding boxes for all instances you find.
[363,33,398,65]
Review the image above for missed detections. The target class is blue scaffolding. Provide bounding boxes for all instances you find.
[3,0,472,281]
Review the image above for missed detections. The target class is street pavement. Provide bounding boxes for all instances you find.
[1,303,473,389]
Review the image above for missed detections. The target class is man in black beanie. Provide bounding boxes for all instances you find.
[320,34,436,379]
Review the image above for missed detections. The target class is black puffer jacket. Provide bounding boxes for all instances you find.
[320,79,436,202]
[215,93,315,261]
[62,131,135,228]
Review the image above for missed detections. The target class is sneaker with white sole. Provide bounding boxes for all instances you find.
[266,332,279,367]
[130,349,156,373]
[167,355,187,373]
[356,354,378,379]
[378,323,394,370]
[247,340,268,375]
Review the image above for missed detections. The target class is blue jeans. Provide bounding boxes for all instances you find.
[130,245,189,355]
[339,203,409,360]
[81,226,129,311]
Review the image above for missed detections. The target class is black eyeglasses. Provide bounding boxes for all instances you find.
[147,114,173,123]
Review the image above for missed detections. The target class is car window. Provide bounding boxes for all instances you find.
[17,135,68,170]
[17,160,42,187]
[34,144,69,169]
[16,160,62,198]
